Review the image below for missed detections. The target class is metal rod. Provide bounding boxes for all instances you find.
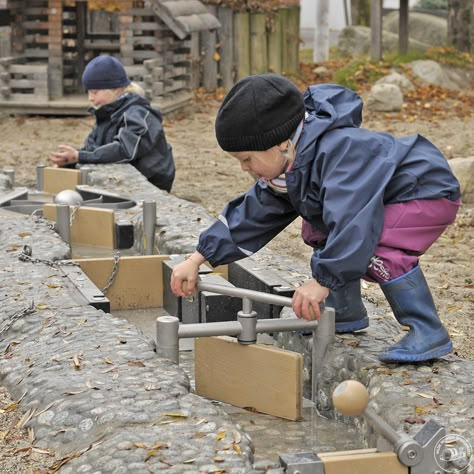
[256,318,318,333]
[178,320,242,339]
[311,307,335,402]
[36,164,46,191]
[197,281,294,308]
[55,204,71,245]
[142,200,157,255]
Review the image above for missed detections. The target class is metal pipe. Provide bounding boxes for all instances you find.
[363,408,423,467]
[197,281,296,308]
[3,168,15,188]
[311,307,335,402]
[36,164,46,191]
[142,200,157,255]
[80,167,91,185]
[156,316,180,363]
[256,318,318,333]
[237,297,257,344]
[55,204,71,245]
[178,320,242,339]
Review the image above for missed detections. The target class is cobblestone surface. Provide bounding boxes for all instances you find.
[1,163,473,472]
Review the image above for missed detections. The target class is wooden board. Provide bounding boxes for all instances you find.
[76,255,168,311]
[318,450,407,474]
[43,167,81,194]
[43,204,115,248]
[195,336,303,421]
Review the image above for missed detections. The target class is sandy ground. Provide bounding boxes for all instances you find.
[0,95,473,472]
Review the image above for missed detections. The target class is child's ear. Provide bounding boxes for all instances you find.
[278,140,290,152]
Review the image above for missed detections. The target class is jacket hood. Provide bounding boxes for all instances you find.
[91,93,160,121]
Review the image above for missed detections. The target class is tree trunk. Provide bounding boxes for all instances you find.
[447,0,473,53]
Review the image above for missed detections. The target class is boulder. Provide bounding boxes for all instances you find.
[383,11,447,47]
[366,83,403,112]
[408,60,462,90]
[448,157,474,204]
[375,71,414,91]
[337,26,432,57]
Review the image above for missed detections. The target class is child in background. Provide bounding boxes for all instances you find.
[49,55,175,192]
[171,73,461,364]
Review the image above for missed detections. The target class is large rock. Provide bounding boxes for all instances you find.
[366,83,403,112]
[375,71,414,91]
[337,26,432,57]
[408,60,464,90]
[448,157,474,204]
[383,11,447,47]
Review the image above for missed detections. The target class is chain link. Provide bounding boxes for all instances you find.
[101,251,120,295]
[31,209,55,230]
[0,301,36,336]
[69,204,80,226]
[18,244,79,267]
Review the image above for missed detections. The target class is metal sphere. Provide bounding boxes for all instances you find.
[53,189,84,206]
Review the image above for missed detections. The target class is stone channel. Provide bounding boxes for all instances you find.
[0,163,473,473]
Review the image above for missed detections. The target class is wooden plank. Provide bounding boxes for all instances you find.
[201,5,217,90]
[43,205,116,249]
[267,10,282,74]
[195,336,303,420]
[286,7,300,73]
[217,7,234,91]
[76,255,168,310]
[370,0,383,61]
[249,12,267,75]
[234,12,250,80]
[43,167,80,194]
[319,450,407,474]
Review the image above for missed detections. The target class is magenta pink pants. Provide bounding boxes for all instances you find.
[301,198,461,284]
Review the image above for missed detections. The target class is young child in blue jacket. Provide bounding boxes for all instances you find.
[171,73,461,363]
[49,55,175,192]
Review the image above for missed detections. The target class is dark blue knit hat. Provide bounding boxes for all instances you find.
[82,55,130,91]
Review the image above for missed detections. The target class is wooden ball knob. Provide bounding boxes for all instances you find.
[332,380,369,416]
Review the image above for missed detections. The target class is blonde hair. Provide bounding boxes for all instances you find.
[124,81,145,97]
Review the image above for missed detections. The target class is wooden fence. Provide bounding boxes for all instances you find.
[192,6,300,91]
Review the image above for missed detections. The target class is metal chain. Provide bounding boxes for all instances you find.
[0,301,36,336]
[69,204,80,226]
[31,209,55,230]
[18,244,78,267]
[102,251,120,295]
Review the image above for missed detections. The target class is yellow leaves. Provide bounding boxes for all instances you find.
[127,360,145,367]
[213,51,221,62]
[72,354,82,369]
[18,232,31,237]
[35,303,48,310]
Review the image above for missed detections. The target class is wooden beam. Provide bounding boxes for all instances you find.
[195,336,303,420]
[399,0,409,55]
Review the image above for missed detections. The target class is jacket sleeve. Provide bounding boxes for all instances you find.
[311,131,398,290]
[78,107,161,164]
[197,180,298,267]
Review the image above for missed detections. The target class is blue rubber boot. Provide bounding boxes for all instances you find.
[378,265,453,363]
[326,280,369,333]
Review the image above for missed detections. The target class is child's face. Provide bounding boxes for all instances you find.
[230,146,288,180]
[87,88,122,109]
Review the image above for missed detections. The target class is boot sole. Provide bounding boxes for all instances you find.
[378,341,453,363]
[335,316,369,334]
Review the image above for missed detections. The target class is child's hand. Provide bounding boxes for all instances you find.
[292,279,329,321]
[170,253,205,297]
[49,145,79,167]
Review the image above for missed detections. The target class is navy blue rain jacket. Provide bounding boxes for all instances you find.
[197,84,460,290]
[78,93,175,192]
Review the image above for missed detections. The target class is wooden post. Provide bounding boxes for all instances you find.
[280,8,289,73]
[119,0,134,66]
[250,12,267,75]
[268,10,282,74]
[190,32,201,89]
[48,0,63,99]
[234,12,250,80]
[287,6,300,72]
[202,5,218,90]
[399,0,409,55]
[370,0,383,61]
[76,2,86,89]
[217,7,234,91]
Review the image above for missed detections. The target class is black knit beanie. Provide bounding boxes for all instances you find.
[82,55,130,91]
[215,73,305,152]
